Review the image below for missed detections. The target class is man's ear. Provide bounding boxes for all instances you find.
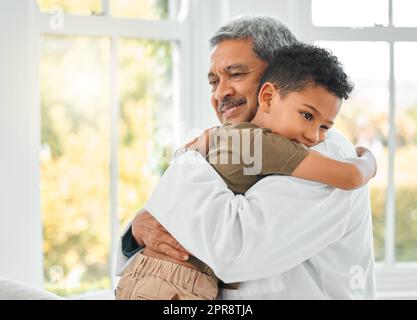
[258,82,277,113]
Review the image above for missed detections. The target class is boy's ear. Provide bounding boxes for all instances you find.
[258,82,277,113]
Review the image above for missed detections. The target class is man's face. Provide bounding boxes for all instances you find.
[263,85,341,147]
[208,39,268,124]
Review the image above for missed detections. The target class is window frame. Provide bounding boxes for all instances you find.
[292,0,417,297]
[37,0,192,297]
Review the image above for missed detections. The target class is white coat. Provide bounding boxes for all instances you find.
[116,128,377,299]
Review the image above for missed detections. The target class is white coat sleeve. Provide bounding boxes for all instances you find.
[145,151,353,284]
[115,221,132,277]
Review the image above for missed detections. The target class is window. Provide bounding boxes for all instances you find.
[307,0,417,291]
[110,0,169,20]
[41,35,111,295]
[38,0,187,296]
[37,0,102,15]
[393,0,417,27]
[394,42,417,262]
[117,38,173,229]
[312,0,388,27]
[37,0,174,20]
[314,41,389,261]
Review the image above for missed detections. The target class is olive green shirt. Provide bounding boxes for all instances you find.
[206,122,309,195]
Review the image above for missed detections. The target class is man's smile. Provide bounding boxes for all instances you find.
[222,103,245,117]
[218,98,247,117]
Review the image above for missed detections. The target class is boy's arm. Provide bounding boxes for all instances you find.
[291,146,377,190]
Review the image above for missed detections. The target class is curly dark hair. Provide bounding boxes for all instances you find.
[258,43,354,100]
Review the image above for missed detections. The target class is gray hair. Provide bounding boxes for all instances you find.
[209,15,298,64]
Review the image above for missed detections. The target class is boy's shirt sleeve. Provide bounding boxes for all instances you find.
[259,130,309,175]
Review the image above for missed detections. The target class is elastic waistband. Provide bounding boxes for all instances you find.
[127,253,219,298]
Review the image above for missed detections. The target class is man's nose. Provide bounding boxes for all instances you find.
[214,79,234,102]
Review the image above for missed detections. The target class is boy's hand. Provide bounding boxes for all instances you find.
[355,146,377,178]
[184,127,215,156]
[355,146,369,157]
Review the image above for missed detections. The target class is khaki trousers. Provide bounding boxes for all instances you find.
[115,253,218,300]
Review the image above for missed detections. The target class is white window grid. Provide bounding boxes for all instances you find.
[36,0,192,291]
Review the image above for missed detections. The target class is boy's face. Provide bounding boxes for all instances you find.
[259,84,341,147]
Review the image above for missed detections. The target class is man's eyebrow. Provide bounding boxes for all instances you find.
[225,64,249,72]
[303,104,334,125]
[208,64,249,79]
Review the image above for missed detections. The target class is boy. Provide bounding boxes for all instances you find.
[115,43,376,300]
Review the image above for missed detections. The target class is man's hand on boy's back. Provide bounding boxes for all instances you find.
[132,210,191,261]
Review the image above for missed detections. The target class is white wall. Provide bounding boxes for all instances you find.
[0,0,43,287]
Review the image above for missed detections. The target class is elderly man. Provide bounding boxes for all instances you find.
[116,15,376,299]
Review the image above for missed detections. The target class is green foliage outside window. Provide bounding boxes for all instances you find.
[41,35,173,296]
